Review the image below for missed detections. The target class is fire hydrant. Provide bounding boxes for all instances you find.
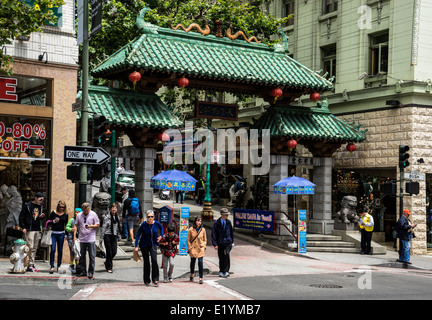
[9,239,29,273]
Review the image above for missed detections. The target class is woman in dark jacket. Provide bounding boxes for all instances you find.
[100,203,122,273]
[134,210,164,286]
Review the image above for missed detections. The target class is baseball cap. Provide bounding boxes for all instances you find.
[403,209,412,215]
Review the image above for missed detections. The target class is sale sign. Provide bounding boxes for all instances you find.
[0,122,46,152]
[0,77,18,101]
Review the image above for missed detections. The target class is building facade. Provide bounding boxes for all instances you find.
[0,0,78,242]
[266,0,432,254]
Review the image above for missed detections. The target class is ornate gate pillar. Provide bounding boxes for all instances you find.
[134,148,156,214]
[309,157,334,234]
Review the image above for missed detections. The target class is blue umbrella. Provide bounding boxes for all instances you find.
[150,170,197,191]
[273,176,316,195]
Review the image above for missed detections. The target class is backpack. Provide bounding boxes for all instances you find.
[128,198,140,215]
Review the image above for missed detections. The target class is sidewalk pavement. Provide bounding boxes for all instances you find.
[1,197,431,287]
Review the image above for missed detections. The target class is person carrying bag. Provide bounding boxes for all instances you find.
[187,215,207,284]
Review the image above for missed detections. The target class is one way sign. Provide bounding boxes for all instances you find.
[63,145,110,164]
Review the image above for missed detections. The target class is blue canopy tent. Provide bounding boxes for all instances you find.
[150,169,197,191]
[273,176,316,195]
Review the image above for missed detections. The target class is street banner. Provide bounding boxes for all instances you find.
[233,208,274,232]
[298,210,307,253]
[179,207,190,256]
[91,0,103,36]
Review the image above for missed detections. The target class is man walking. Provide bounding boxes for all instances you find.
[19,192,45,272]
[396,209,417,264]
[211,208,234,277]
[73,202,100,279]
[358,210,374,255]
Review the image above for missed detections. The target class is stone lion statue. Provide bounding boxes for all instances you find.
[334,195,359,224]
[92,192,111,222]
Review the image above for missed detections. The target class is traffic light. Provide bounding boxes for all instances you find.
[398,145,410,169]
[406,181,420,195]
[383,181,397,196]
[92,114,112,146]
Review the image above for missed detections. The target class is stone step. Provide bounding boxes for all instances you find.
[305,246,361,253]
[307,241,356,248]
[306,234,342,241]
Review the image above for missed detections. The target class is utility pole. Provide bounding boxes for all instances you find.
[79,0,89,206]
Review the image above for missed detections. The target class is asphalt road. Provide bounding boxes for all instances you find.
[219,270,432,300]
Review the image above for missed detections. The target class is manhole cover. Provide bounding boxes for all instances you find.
[310,284,343,289]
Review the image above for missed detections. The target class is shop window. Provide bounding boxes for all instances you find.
[0,75,53,107]
[0,117,51,206]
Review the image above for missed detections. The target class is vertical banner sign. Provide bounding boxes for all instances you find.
[76,0,85,45]
[298,210,307,254]
[91,0,103,36]
[179,207,190,256]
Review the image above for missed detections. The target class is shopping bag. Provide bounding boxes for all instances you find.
[40,229,52,247]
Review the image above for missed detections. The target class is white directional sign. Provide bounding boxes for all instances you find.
[63,145,110,164]
[403,172,425,181]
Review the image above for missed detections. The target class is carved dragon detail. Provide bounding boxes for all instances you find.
[226,27,261,43]
[171,23,211,36]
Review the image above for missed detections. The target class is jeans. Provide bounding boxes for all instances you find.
[140,246,159,284]
[400,234,412,262]
[50,232,65,268]
[77,242,96,276]
[190,257,203,278]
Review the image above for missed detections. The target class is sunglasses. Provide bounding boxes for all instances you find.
[147,216,154,218]
[58,206,65,209]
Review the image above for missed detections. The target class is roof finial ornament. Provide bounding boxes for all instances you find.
[274,29,289,53]
[136,5,159,34]
[214,20,223,38]
[226,24,261,43]
[171,23,210,36]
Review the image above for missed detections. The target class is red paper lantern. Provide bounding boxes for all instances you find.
[310,92,320,102]
[177,77,189,90]
[287,139,297,151]
[272,88,283,103]
[129,71,141,89]
[158,132,170,142]
[346,142,356,154]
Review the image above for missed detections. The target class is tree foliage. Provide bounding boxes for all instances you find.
[0,0,64,74]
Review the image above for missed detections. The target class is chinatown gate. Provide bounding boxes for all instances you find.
[87,8,367,235]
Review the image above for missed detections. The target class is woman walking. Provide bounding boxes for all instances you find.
[48,200,69,274]
[134,210,164,286]
[100,203,122,273]
[187,215,207,284]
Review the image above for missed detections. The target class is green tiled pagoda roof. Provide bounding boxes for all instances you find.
[91,24,333,91]
[253,105,367,142]
[77,85,181,129]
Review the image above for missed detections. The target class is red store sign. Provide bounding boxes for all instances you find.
[0,77,18,102]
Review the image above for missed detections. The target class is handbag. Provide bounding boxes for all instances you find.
[40,228,52,247]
